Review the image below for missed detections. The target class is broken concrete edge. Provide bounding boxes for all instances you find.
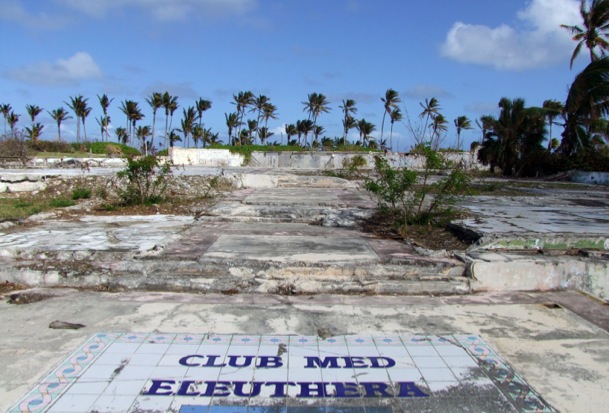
[1,251,608,300]
[468,233,609,252]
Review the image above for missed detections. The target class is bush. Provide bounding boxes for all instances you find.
[0,138,33,165]
[71,187,92,200]
[27,140,74,153]
[364,146,471,226]
[70,142,140,157]
[50,198,76,208]
[117,155,172,205]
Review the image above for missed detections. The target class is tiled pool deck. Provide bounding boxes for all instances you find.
[8,334,555,413]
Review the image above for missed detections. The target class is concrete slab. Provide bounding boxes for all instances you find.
[1,291,608,412]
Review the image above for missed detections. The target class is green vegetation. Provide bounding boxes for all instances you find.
[117,155,172,205]
[364,147,471,226]
[71,187,92,200]
[0,197,74,222]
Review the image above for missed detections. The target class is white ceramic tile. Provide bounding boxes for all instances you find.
[166,344,201,355]
[434,345,469,357]
[78,364,120,381]
[46,394,99,412]
[386,368,423,382]
[152,365,190,379]
[349,369,390,382]
[406,346,439,357]
[95,351,131,365]
[443,356,479,369]
[419,368,456,382]
[115,365,156,380]
[137,343,171,355]
[63,380,108,395]
[411,356,448,369]
[103,379,148,396]
[104,342,142,354]
[128,352,164,366]
[89,394,137,412]
[131,395,174,412]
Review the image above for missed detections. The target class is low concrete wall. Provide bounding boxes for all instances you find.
[569,171,609,186]
[170,148,484,170]
[469,253,609,300]
[169,148,244,167]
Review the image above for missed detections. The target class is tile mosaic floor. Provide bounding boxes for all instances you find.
[7,334,556,413]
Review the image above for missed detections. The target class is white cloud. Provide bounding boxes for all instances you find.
[440,0,581,70]
[57,0,257,21]
[0,0,71,29]
[7,52,103,86]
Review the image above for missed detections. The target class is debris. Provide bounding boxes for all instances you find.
[49,320,86,330]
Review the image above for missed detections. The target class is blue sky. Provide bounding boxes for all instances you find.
[0,0,588,150]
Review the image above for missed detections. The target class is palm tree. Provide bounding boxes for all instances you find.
[120,100,144,146]
[1,103,12,138]
[297,119,314,147]
[115,127,128,144]
[431,114,449,149]
[389,108,403,151]
[225,112,240,144]
[262,103,278,131]
[180,106,198,147]
[247,119,259,142]
[25,122,44,141]
[168,129,182,148]
[492,98,546,176]
[476,115,496,144]
[25,104,43,128]
[419,97,441,140]
[312,125,325,146]
[251,95,269,143]
[562,0,609,68]
[97,94,114,141]
[7,112,19,139]
[380,89,401,141]
[146,92,164,149]
[96,116,111,143]
[356,118,376,146]
[259,127,274,145]
[162,92,179,147]
[66,95,88,143]
[48,107,72,141]
[339,99,357,141]
[302,93,330,130]
[561,56,609,155]
[285,124,297,145]
[542,100,565,150]
[81,104,92,142]
[195,98,212,132]
[454,115,473,150]
[232,91,254,145]
[136,125,152,153]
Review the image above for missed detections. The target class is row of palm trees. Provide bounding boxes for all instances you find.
[1,86,479,153]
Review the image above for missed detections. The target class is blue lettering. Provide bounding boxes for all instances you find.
[369,357,396,368]
[346,357,367,368]
[179,355,204,367]
[143,380,175,396]
[304,357,340,368]
[256,356,283,368]
[233,381,263,397]
[177,380,200,396]
[203,355,227,367]
[297,382,328,398]
[397,382,429,398]
[227,355,255,367]
[362,382,392,397]
[201,381,232,397]
[265,381,296,397]
[333,382,360,398]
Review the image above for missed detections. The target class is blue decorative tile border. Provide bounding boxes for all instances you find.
[6,334,556,413]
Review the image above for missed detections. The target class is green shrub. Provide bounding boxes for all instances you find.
[50,198,76,208]
[117,155,172,205]
[70,142,140,157]
[364,146,471,226]
[71,187,92,200]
